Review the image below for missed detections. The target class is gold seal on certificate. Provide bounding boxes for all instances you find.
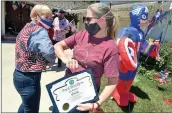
[46,70,99,113]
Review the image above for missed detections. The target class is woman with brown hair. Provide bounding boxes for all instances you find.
[54,3,119,112]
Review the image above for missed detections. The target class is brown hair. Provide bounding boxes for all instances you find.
[87,3,119,40]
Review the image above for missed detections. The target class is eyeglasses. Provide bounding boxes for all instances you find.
[83,17,99,23]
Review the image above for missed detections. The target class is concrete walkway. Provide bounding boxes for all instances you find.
[2,41,72,112]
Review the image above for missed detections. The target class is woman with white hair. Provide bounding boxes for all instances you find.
[13,4,55,113]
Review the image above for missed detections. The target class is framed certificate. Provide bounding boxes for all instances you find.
[46,69,99,113]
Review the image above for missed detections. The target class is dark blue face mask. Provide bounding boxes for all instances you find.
[85,23,101,36]
[40,17,53,29]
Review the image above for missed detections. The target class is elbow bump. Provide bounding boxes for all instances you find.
[54,43,59,49]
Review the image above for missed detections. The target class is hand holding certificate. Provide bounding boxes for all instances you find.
[46,69,99,113]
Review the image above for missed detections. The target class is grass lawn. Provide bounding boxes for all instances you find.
[99,74,172,112]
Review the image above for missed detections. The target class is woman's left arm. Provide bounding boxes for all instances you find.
[97,77,118,105]
[77,53,119,111]
[77,77,118,111]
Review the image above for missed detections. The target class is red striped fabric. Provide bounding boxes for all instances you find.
[15,22,48,71]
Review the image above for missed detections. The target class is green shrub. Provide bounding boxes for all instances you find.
[137,65,157,83]
[163,43,172,71]
[139,42,172,72]
[157,42,172,71]
[138,42,172,81]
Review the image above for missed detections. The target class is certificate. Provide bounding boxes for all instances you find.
[46,69,99,113]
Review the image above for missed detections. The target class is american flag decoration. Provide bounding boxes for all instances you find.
[146,9,162,36]
[150,32,162,58]
[153,69,171,85]
[70,19,75,27]
[69,19,77,33]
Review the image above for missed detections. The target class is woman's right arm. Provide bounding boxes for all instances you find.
[54,32,81,69]
[54,41,70,63]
